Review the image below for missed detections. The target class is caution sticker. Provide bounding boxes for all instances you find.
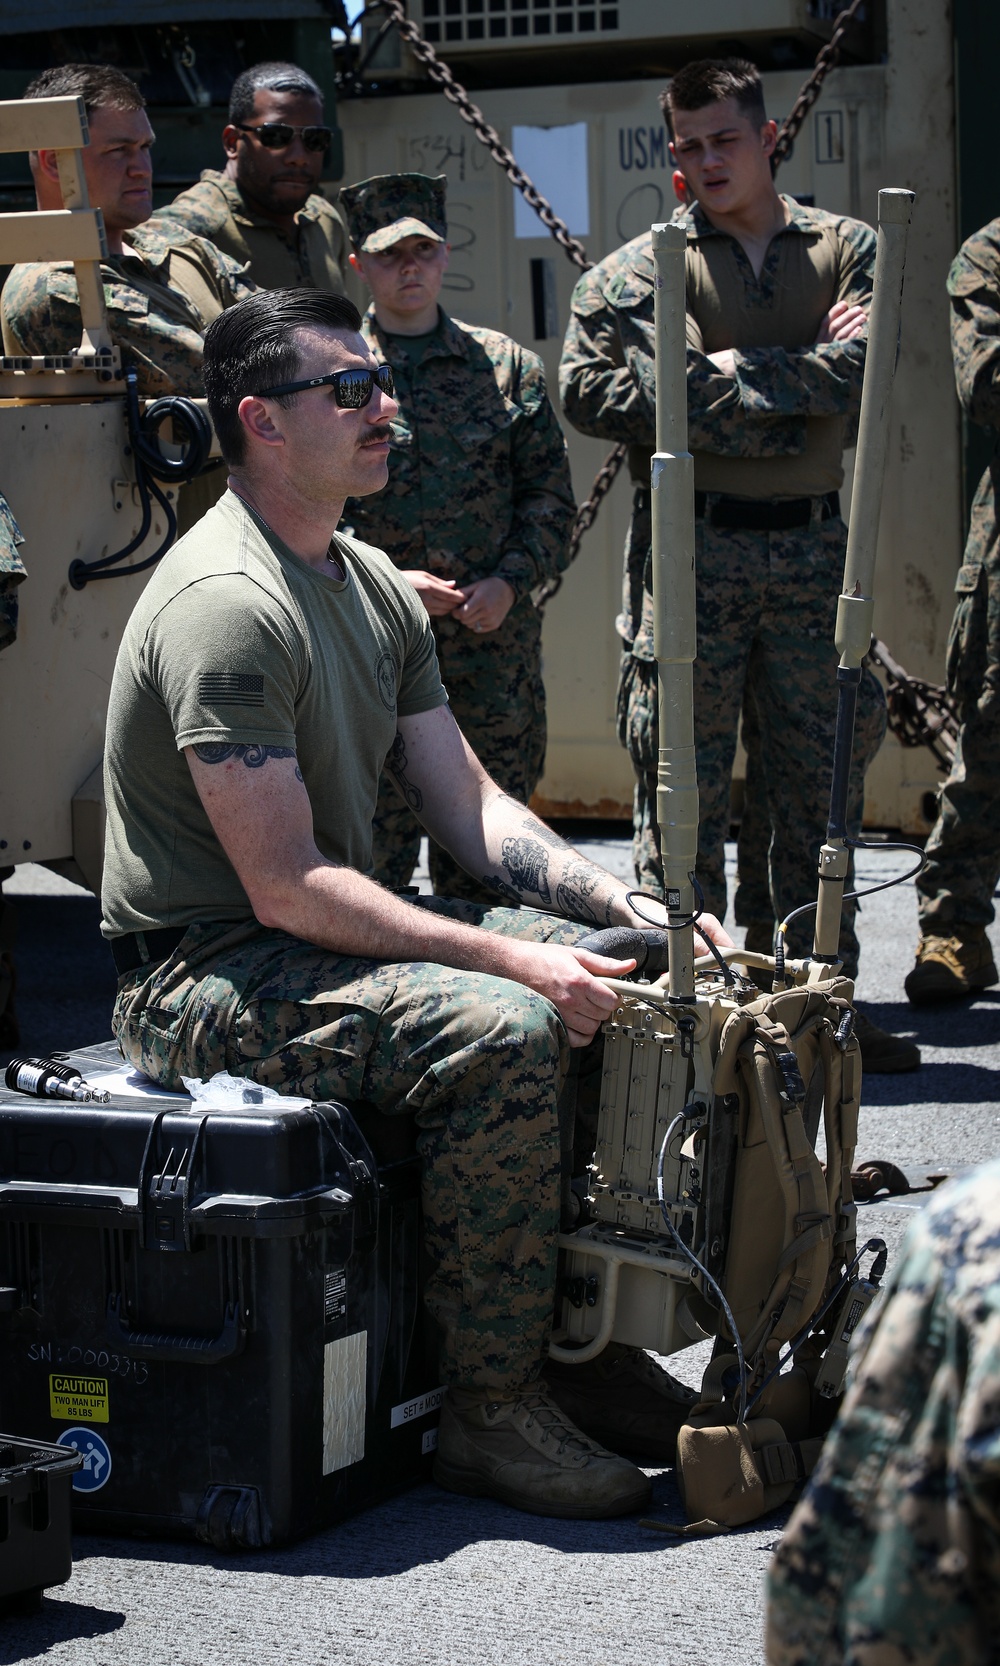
[49,1374,109,1424]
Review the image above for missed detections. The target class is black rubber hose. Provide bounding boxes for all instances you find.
[69,369,210,588]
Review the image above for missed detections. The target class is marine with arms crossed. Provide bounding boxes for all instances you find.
[99,286,730,1519]
[559,56,915,1073]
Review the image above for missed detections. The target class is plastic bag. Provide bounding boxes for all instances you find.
[180,1070,311,1112]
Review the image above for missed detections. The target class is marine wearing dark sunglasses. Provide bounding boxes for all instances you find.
[157,61,349,297]
[256,364,395,406]
[232,121,332,154]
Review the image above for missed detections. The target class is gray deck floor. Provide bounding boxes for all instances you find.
[1,835,997,1666]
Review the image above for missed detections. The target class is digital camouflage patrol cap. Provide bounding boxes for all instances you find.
[340,172,448,253]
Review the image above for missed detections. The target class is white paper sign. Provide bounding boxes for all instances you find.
[512,122,589,240]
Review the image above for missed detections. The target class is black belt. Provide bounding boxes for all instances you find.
[111,926,187,977]
[694,490,840,531]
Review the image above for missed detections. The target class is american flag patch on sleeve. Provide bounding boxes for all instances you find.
[198,672,265,706]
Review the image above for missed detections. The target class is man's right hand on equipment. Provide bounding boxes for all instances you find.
[498,941,637,1047]
[401,569,468,616]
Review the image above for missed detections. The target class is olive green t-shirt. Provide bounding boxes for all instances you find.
[101,490,447,938]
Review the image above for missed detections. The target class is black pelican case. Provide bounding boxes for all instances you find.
[0,1433,82,1610]
[0,1042,438,1549]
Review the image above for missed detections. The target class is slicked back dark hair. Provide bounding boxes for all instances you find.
[203,288,363,466]
[229,62,323,126]
[659,58,767,138]
[23,63,145,118]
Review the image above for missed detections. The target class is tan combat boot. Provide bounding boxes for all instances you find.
[904,931,999,1005]
[545,1343,696,1463]
[433,1384,652,1519]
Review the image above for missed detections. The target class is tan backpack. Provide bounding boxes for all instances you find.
[673,977,880,1530]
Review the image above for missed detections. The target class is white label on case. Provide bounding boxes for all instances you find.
[322,1331,367,1475]
[390,1386,446,1429]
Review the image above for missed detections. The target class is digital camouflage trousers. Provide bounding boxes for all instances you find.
[618,513,887,977]
[112,898,596,1395]
[917,548,1000,932]
[370,603,546,904]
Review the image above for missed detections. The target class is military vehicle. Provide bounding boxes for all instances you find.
[0,3,349,897]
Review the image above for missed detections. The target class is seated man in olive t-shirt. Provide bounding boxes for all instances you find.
[100,285,729,1526]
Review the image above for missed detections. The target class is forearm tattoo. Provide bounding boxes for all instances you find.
[385,730,423,812]
[555,862,614,927]
[488,809,615,923]
[480,871,523,904]
[193,742,303,781]
[524,819,572,853]
[500,835,552,903]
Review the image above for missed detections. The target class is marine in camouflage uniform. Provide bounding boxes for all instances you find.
[154,58,348,295]
[560,203,887,980]
[341,173,575,902]
[906,220,1000,1004]
[765,1158,1000,1665]
[99,306,708,1513]
[157,174,347,294]
[1,220,254,399]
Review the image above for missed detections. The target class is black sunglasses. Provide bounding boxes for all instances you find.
[234,121,332,153]
[256,364,396,408]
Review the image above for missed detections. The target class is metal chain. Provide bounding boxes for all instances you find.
[868,639,959,774]
[362,0,591,272]
[535,441,627,605]
[357,0,624,597]
[772,0,867,166]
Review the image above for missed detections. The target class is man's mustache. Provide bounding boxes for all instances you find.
[361,426,393,446]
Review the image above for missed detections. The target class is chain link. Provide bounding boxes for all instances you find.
[535,439,628,606]
[772,0,867,166]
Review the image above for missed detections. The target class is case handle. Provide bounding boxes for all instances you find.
[106,1292,245,1365]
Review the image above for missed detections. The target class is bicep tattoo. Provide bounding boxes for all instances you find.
[385,730,423,812]
[192,742,303,781]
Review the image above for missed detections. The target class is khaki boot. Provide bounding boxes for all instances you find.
[433,1384,652,1519]
[854,1009,921,1073]
[904,932,999,1006]
[545,1343,696,1463]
